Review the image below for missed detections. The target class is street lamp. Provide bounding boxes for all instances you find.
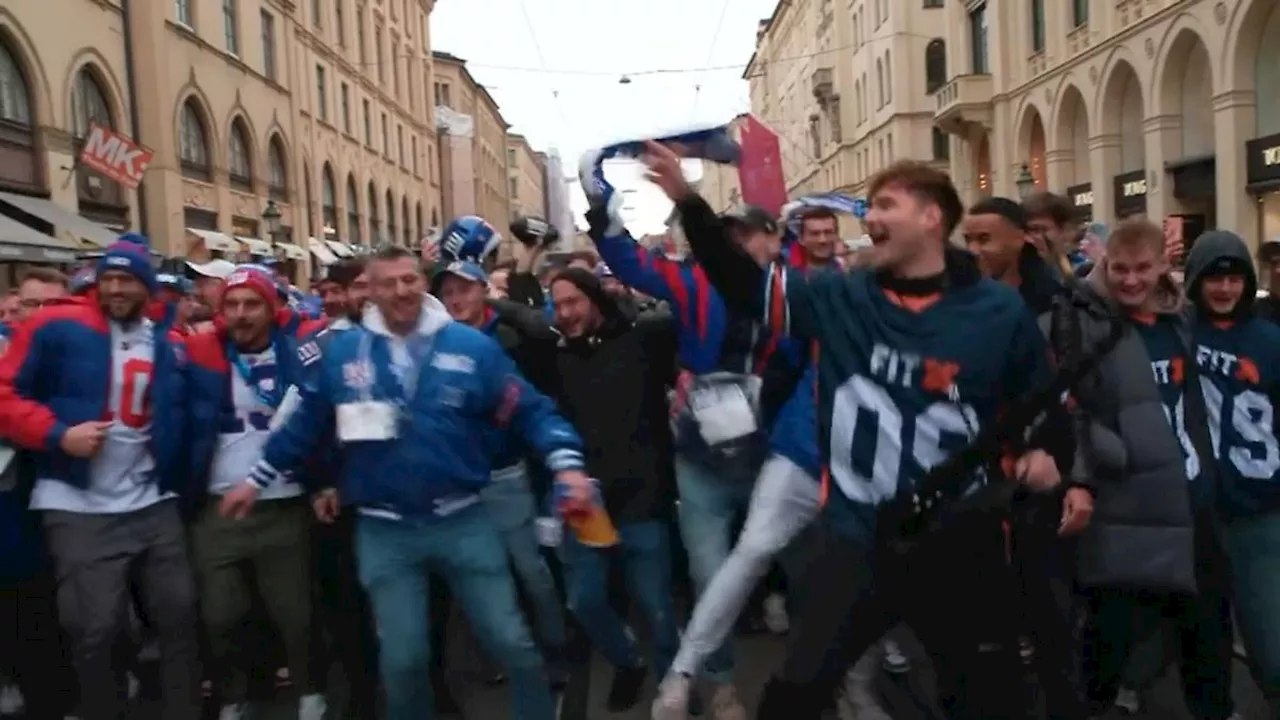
[1015,163,1036,199]
[262,201,282,248]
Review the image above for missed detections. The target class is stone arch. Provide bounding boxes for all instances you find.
[64,51,127,131]
[224,105,260,155]
[1154,23,1216,158]
[265,132,289,198]
[1098,55,1146,172]
[1052,82,1092,185]
[0,10,53,127]
[1094,44,1147,134]
[1014,100,1049,187]
[1223,0,1278,96]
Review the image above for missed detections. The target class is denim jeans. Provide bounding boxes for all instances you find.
[354,505,555,720]
[482,463,568,651]
[1222,512,1280,701]
[672,454,820,680]
[560,520,679,679]
[674,455,755,683]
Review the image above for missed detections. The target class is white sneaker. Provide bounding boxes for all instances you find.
[127,672,140,701]
[299,693,327,720]
[762,593,790,635]
[0,684,24,715]
[1113,687,1140,715]
[651,673,692,720]
[218,702,248,720]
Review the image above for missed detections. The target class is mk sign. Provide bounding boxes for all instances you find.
[78,122,154,189]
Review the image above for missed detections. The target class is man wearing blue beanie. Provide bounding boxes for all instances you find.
[0,232,200,720]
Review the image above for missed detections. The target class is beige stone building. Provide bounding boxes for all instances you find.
[744,0,949,236]
[0,0,448,285]
[506,134,546,220]
[935,0,1280,253]
[432,51,510,233]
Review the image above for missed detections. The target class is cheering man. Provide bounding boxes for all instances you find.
[628,144,1065,719]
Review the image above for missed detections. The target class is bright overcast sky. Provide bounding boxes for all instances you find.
[431,0,777,235]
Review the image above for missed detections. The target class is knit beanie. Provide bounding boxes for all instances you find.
[222,264,280,310]
[552,267,624,323]
[97,233,156,292]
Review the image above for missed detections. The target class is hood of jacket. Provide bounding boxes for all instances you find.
[362,293,452,338]
[1183,229,1257,316]
[1080,258,1184,316]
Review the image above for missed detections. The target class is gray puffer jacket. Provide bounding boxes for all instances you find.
[1039,267,1201,595]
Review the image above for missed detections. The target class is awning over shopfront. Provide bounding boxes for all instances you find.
[325,240,354,258]
[308,237,339,265]
[236,236,272,255]
[274,242,309,261]
[187,228,239,253]
[0,212,82,263]
[0,191,119,248]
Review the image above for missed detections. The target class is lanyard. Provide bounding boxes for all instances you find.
[358,332,436,404]
[226,343,285,409]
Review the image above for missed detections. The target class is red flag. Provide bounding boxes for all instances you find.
[736,115,788,217]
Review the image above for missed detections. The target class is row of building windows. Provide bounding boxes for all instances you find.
[312,66,428,179]
[311,163,429,245]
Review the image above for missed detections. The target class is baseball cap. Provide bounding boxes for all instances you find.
[156,273,193,294]
[720,205,779,235]
[185,258,237,280]
[430,260,488,292]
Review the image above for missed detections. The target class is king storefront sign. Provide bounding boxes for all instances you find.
[1246,132,1280,188]
[78,122,155,189]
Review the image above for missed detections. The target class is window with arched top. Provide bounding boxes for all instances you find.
[401,196,409,245]
[431,207,439,227]
[925,40,947,93]
[884,51,893,104]
[367,182,379,242]
[179,100,211,180]
[0,39,36,193]
[321,165,337,233]
[385,189,396,244]
[303,161,315,236]
[415,202,423,242]
[71,67,127,217]
[267,136,288,200]
[229,120,253,191]
[346,175,361,244]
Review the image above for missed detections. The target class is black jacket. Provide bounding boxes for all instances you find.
[554,310,679,524]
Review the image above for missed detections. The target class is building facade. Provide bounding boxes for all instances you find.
[541,148,576,253]
[745,0,949,235]
[432,51,510,231]
[936,0,1280,252]
[0,0,446,281]
[506,134,546,221]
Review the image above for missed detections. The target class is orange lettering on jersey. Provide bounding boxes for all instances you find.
[1170,356,1184,386]
[921,358,959,394]
[1235,357,1260,386]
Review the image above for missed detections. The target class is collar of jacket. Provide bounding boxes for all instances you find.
[1080,259,1184,316]
[557,315,631,350]
[362,294,451,338]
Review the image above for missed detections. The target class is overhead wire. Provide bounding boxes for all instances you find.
[512,0,576,136]
[689,0,734,123]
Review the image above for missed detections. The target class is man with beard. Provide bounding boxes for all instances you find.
[0,236,201,720]
[637,145,1065,719]
[315,259,368,321]
[184,265,328,720]
[187,259,237,330]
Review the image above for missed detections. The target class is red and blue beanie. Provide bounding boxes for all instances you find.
[222,264,280,309]
[96,232,156,291]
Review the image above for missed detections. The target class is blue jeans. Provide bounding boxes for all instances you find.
[482,464,568,650]
[355,506,555,720]
[1222,513,1280,701]
[674,456,754,683]
[560,520,679,678]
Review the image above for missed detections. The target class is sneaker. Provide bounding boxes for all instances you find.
[299,693,327,720]
[651,674,693,720]
[218,703,248,720]
[127,672,140,701]
[273,667,292,690]
[1018,635,1035,665]
[0,684,24,715]
[762,593,790,635]
[607,664,648,712]
[1113,687,1140,715]
[881,639,910,674]
[708,684,746,720]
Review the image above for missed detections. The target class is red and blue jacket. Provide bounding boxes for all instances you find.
[0,296,189,495]
[184,311,328,497]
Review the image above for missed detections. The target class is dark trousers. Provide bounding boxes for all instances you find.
[0,575,77,717]
[42,501,202,720]
[315,514,380,719]
[758,516,1028,720]
[1083,516,1235,720]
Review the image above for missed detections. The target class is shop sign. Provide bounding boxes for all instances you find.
[1113,169,1149,212]
[1246,132,1280,186]
[1066,183,1093,208]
